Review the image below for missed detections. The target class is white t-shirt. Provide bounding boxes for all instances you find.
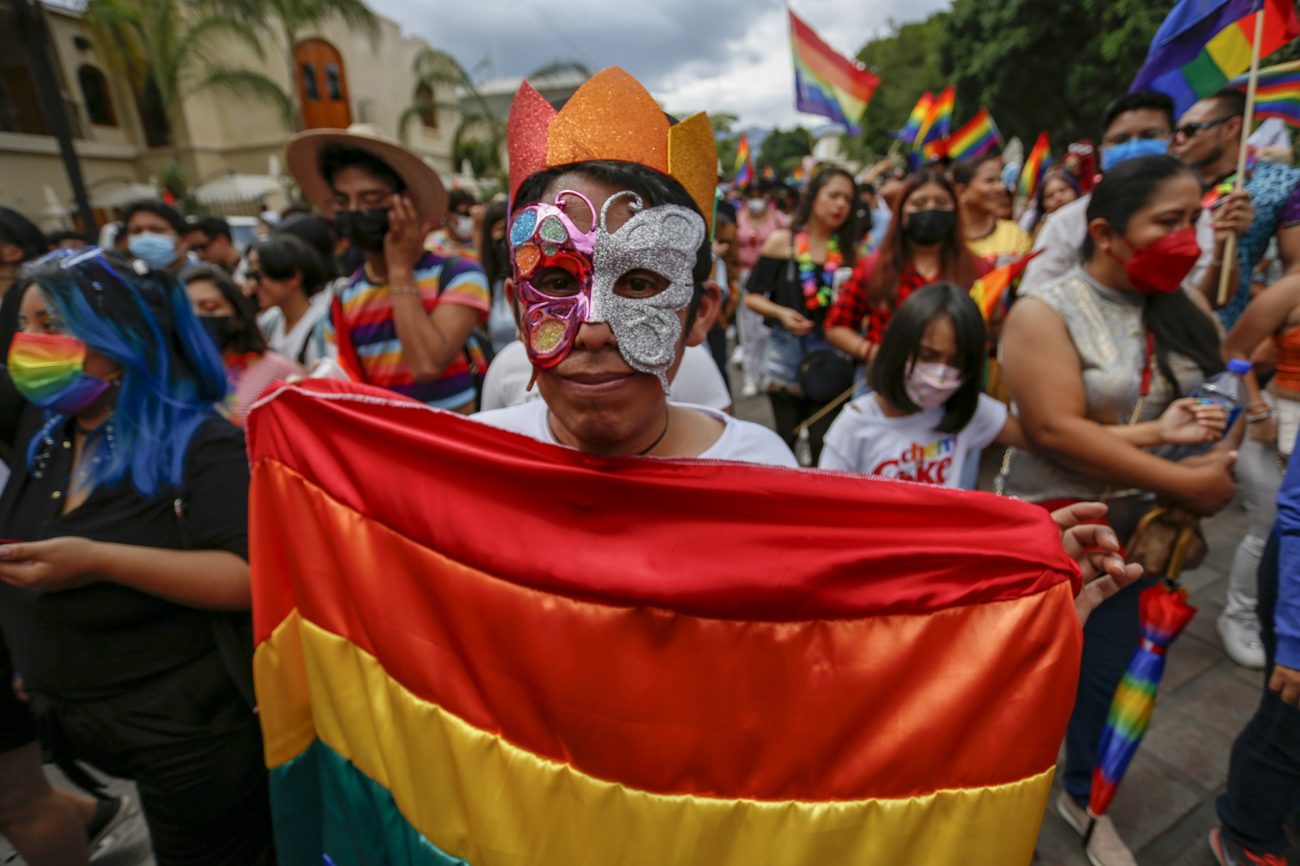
[819,393,1009,487]
[473,399,798,467]
[257,290,333,367]
[479,341,732,412]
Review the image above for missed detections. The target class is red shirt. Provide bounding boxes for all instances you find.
[825,253,990,344]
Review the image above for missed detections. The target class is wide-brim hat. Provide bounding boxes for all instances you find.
[286,124,447,227]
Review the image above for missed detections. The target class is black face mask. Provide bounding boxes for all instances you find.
[199,314,238,352]
[336,208,390,254]
[903,209,956,246]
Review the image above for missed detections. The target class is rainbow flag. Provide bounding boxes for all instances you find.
[249,378,1084,866]
[1132,0,1300,116]
[734,134,754,186]
[895,91,935,145]
[943,108,1002,163]
[970,250,1042,322]
[789,8,880,134]
[1230,58,1300,124]
[916,84,955,152]
[1019,132,1052,201]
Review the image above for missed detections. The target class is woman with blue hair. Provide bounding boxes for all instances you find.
[0,249,273,864]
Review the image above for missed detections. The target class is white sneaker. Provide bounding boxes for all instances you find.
[740,382,759,398]
[1056,791,1138,866]
[1218,613,1267,669]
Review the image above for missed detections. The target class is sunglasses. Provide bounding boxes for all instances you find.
[1172,116,1233,140]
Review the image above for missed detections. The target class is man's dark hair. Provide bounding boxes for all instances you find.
[869,282,987,434]
[45,229,88,247]
[513,160,714,324]
[122,199,187,235]
[715,198,737,227]
[1211,86,1248,120]
[275,213,339,278]
[253,233,329,296]
[318,143,405,193]
[1101,89,1176,137]
[1083,154,1225,390]
[0,207,49,261]
[448,189,477,213]
[188,216,231,242]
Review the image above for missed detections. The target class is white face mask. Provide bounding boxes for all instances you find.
[746,198,766,215]
[904,362,964,410]
[454,214,474,239]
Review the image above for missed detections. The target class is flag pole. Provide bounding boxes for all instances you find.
[1218,5,1267,306]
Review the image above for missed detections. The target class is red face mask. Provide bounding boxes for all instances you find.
[1110,226,1201,295]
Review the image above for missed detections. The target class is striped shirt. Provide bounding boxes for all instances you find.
[327,252,490,408]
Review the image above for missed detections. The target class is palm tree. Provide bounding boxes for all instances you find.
[215,0,379,130]
[399,52,590,184]
[84,0,294,130]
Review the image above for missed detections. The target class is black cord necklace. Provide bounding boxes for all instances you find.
[636,407,671,457]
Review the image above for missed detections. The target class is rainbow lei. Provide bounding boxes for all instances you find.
[795,232,843,312]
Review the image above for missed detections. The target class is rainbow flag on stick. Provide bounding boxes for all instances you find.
[916,84,955,153]
[1230,59,1300,124]
[942,108,1002,163]
[895,91,935,145]
[734,134,754,186]
[970,250,1042,322]
[249,378,1084,866]
[1019,132,1053,201]
[1132,0,1300,116]
[789,8,880,134]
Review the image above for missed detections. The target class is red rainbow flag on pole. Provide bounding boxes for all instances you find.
[734,134,754,186]
[248,379,1083,866]
[938,108,1002,163]
[789,7,880,134]
[1019,132,1053,201]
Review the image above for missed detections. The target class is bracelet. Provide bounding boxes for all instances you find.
[1248,410,1274,424]
[390,283,422,296]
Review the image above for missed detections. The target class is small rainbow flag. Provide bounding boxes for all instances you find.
[916,85,955,152]
[895,91,935,146]
[249,378,1084,866]
[1019,132,1053,201]
[943,108,1002,164]
[1133,0,1300,116]
[970,250,1042,322]
[734,134,754,186]
[789,8,880,134]
[1230,59,1300,125]
[762,165,775,180]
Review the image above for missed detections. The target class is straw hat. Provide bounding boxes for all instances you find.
[285,124,448,226]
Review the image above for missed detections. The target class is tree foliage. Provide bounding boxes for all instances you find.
[757,127,812,175]
[849,15,948,159]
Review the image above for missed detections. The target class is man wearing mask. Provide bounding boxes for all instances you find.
[286,125,490,413]
[121,200,192,274]
[1021,90,1254,297]
[430,189,481,260]
[1171,87,1300,327]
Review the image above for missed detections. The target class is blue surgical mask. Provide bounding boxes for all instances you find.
[127,232,177,269]
[1101,138,1169,172]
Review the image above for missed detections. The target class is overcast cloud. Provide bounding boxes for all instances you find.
[366,0,952,128]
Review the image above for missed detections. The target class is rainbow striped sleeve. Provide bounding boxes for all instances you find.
[248,379,1084,866]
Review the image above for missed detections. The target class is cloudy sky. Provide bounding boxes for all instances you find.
[366,0,952,129]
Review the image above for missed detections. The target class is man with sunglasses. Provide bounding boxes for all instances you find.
[1022,89,1255,298]
[1171,87,1300,329]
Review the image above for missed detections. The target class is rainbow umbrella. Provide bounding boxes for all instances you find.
[1087,582,1197,821]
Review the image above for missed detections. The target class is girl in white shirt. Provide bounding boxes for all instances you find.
[250,233,333,367]
[820,282,1224,488]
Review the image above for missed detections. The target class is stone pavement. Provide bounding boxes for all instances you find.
[0,386,1283,865]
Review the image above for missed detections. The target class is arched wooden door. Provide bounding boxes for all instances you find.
[295,39,351,129]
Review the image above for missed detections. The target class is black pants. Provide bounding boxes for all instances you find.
[34,651,274,866]
[768,391,841,465]
[1061,502,1156,805]
[706,324,731,396]
[1217,532,1300,856]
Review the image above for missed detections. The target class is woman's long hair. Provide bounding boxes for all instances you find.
[1083,154,1225,392]
[792,166,859,269]
[23,248,228,495]
[867,171,981,307]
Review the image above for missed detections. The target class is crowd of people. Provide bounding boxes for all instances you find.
[0,64,1298,866]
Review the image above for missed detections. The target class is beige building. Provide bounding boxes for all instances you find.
[0,0,460,230]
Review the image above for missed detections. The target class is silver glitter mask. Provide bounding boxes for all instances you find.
[591,191,705,392]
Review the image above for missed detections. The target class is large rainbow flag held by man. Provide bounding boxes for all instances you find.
[248,379,1084,866]
[1132,0,1300,116]
[789,8,880,134]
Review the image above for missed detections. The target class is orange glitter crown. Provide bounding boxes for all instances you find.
[507,67,718,232]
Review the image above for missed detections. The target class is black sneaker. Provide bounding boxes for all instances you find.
[1210,826,1289,866]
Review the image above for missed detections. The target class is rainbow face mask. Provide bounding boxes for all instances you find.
[509,189,706,393]
[7,332,112,415]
